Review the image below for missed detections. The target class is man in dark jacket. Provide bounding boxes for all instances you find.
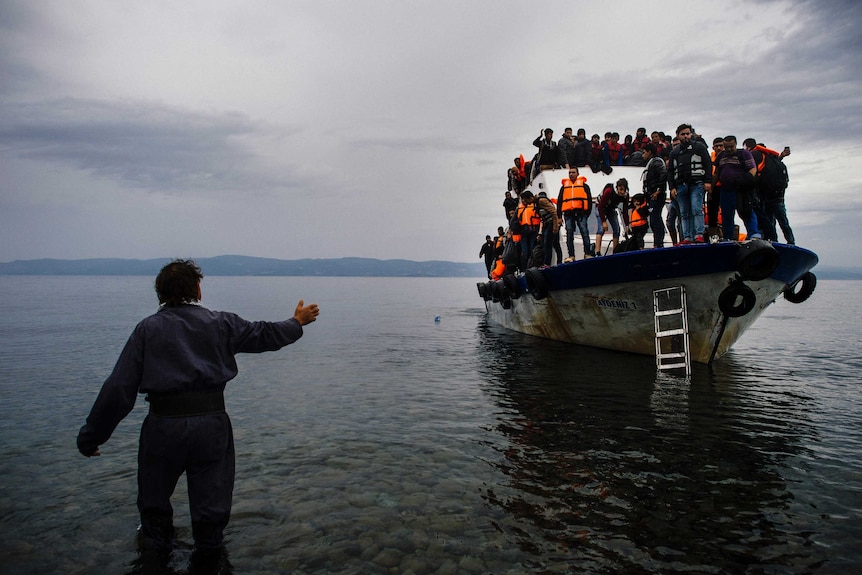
[77,259,320,557]
[668,123,712,243]
[642,143,668,247]
[533,128,560,173]
[480,235,496,276]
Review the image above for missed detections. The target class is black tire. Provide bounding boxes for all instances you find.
[503,274,522,299]
[784,271,816,304]
[736,239,780,281]
[488,281,499,302]
[477,282,490,301]
[718,282,757,317]
[492,280,511,308]
[524,268,549,300]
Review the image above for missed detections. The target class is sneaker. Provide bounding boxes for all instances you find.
[583,253,593,259]
[694,235,705,243]
[564,256,575,263]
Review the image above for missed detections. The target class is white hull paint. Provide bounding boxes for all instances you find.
[479,241,818,364]
[485,273,783,364]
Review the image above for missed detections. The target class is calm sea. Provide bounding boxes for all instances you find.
[0,275,860,574]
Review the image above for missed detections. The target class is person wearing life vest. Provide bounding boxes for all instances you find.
[602,132,624,167]
[517,191,541,271]
[743,139,795,244]
[557,167,593,262]
[507,155,528,195]
[490,256,506,281]
[669,123,712,244]
[629,193,649,250]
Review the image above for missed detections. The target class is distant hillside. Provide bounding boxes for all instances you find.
[1,256,858,279]
[0,256,487,277]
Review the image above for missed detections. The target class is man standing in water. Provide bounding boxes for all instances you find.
[77,259,319,559]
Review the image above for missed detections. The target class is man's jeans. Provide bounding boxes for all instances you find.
[675,182,705,241]
[563,211,590,257]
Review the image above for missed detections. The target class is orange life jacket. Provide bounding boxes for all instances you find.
[752,145,780,175]
[518,204,540,228]
[630,204,648,229]
[560,176,590,212]
[490,257,506,280]
[517,154,526,180]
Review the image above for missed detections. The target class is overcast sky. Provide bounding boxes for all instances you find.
[1,0,860,268]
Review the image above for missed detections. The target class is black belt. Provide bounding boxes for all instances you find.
[146,390,225,417]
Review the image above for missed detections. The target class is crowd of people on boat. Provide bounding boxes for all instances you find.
[480,123,795,280]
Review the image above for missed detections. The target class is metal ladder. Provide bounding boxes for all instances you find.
[653,286,691,377]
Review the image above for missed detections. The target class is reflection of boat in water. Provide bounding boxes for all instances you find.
[478,167,819,365]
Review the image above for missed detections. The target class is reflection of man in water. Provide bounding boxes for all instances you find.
[77,259,319,559]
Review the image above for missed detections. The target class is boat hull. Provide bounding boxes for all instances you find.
[480,241,818,364]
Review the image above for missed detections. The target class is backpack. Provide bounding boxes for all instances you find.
[758,153,789,197]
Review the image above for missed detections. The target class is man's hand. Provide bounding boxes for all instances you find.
[293,300,320,325]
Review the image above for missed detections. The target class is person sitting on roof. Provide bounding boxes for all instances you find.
[573,128,591,168]
[533,128,560,173]
[507,155,528,195]
[558,127,577,170]
[632,127,650,153]
[602,132,625,167]
[589,134,604,173]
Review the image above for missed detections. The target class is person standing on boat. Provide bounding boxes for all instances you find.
[594,179,631,255]
[558,167,593,261]
[517,191,541,270]
[76,259,320,559]
[480,235,496,277]
[534,191,562,266]
[669,123,712,243]
[713,135,759,241]
[503,191,519,220]
[641,143,668,248]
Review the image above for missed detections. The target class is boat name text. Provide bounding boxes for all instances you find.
[596,298,638,310]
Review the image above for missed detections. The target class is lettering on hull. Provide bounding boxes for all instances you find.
[595,298,638,311]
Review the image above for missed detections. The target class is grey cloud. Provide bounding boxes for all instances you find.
[0,98,307,195]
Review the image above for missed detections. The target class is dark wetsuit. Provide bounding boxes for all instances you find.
[77,303,303,551]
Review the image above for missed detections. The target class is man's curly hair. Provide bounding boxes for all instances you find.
[155,259,203,306]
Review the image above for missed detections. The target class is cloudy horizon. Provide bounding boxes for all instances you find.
[2,0,861,268]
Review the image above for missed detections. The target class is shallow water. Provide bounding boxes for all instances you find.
[0,276,859,574]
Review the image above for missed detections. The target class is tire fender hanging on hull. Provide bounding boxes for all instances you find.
[718,280,756,318]
[524,268,549,300]
[784,271,816,304]
[736,239,780,281]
